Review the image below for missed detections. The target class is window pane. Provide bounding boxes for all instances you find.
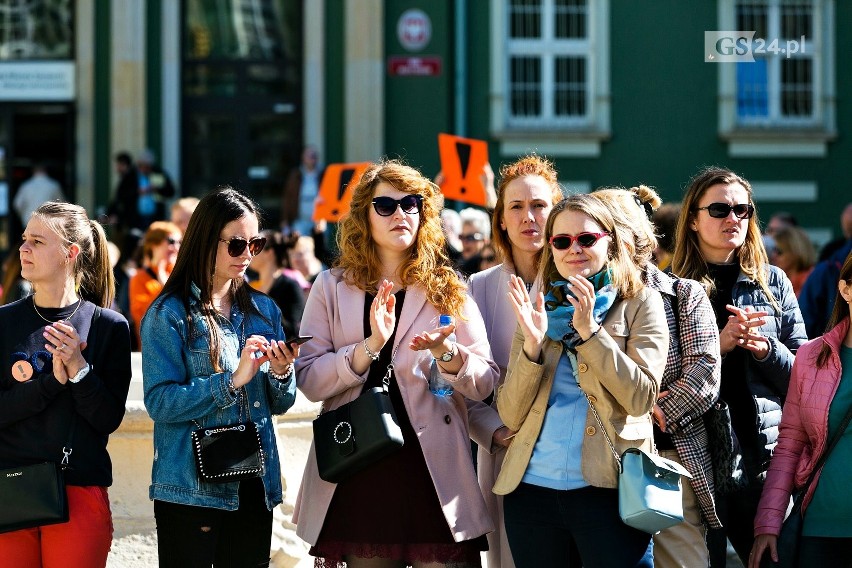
[186,113,236,144]
[736,1,768,39]
[781,58,813,116]
[510,56,542,117]
[0,0,73,60]
[555,0,586,39]
[781,1,812,40]
[554,56,586,116]
[183,64,237,96]
[185,0,299,61]
[736,60,769,118]
[509,0,542,39]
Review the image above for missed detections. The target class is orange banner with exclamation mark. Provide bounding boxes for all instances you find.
[437,133,489,206]
[312,162,371,222]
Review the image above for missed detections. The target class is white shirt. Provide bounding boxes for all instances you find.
[13,172,65,223]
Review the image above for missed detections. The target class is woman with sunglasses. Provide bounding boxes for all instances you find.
[141,187,299,567]
[594,185,722,568]
[467,155,563,568]
[129,220,181,348]
[494,194,668,567]
[293,160,498,568]
[671,166,806,567]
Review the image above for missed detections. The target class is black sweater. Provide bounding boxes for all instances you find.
[0,297,132,486]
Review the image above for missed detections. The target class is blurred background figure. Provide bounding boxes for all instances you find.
[129,221,181,348]
[12,162,65,227]
[281,144,324,238]
[440,208,463,264]
[769,226,817,296]
[0,240,32,304]
[248,229,305,338]
[651,202,681,270]
[819,202,852,261]
[478,243,499,272]
[285,235,324,292]
[764,211,797,237]
[169,197,200,236]
[108,148,176,239]
[458,207,491,275]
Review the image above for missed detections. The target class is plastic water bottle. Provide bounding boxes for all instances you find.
[429,315,455,396]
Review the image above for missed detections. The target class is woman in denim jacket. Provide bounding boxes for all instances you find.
[671,167,807,567]
[142,187,298,567]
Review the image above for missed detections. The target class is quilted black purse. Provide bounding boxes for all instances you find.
[703,399,748,495]
[191,391,265,483]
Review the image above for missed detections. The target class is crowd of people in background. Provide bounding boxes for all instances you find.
[1,148,852,568]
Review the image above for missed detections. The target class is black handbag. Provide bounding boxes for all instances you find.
[703,399,748,495]
[313,359,404,483]
[760,403,852,568]
[191,392,265,483]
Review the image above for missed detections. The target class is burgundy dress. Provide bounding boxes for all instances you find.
[310,291,486,567]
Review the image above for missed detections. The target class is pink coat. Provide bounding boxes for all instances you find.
[754,318,850,536]
[292,269,499,545]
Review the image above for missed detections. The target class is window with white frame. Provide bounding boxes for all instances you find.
[506,0,591,128]
[491,0,609,157]
[717,0,835,157]
[735,0,817,126]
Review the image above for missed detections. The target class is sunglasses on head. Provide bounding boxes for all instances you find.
[219,236,267,257]
[371,194,423,217]
[548,232,610,250]
[166,237,181,246]
[695,203,755,219]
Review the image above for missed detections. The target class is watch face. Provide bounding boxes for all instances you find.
[440,351,453,362]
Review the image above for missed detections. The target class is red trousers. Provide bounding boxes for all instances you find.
[0,486,113,568]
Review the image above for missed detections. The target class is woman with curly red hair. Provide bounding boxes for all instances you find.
[294,160,499,567]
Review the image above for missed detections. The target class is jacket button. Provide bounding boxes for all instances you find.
[444,415,451,424]
[578,363,588,373]
[587,395,597,403]
[586,426,596,436]
[253,401,261,408]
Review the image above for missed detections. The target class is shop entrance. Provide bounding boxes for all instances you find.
[0,103,75,254]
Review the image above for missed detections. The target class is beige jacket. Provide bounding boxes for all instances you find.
[493,287,669,494]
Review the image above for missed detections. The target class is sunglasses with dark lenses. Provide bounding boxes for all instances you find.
[695,203,755,219]
[371,194,423,217]
[166,237,181,246]
[219,236,267,257]
[461,232,484,243]
[548,232,610,250]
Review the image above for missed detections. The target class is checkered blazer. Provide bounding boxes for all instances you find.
[647,265,723,528]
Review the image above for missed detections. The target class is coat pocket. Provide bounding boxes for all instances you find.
[610,415,653,441]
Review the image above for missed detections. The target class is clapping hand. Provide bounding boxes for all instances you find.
[506,275,547,361]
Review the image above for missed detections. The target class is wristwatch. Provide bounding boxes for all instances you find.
[69,364,91,384]
[438,344,456,363]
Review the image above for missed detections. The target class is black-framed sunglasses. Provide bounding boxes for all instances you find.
[166,237,181,246]
[548,232,610,250]
[219,236,267,257]
[371,194,423,217]
[461,232,484,243]
[695,203,755,219]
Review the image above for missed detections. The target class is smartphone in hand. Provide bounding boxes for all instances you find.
[283,335,312,346]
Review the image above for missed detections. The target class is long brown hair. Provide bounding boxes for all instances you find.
[538,194,645,299]
[335,160,467,317]
[33,202,115,308]
[671,166,776,309]
[492,155,564,267]
[815,252,852,368]
[160,186,267,372]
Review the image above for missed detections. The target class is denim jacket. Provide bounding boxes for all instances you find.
[141,284,297,510]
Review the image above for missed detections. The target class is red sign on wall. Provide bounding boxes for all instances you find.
[387,56,442,77]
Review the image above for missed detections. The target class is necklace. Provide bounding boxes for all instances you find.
[31,296,82,324]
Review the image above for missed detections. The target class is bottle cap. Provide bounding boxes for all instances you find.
[439,314,452,327]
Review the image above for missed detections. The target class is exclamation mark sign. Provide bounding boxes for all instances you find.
[455,142,472,194]
[333,168,356,217]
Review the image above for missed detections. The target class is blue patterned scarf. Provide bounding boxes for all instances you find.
[544,269,617,350]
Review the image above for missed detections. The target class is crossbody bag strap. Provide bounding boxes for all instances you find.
[796,401,852,499]
[61,304,102,469]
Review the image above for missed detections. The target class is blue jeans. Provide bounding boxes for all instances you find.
[504,483,653,568]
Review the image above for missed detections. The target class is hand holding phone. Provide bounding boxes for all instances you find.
[284,335,312,346]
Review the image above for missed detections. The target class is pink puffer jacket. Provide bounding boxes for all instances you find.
[753,318,850,536]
